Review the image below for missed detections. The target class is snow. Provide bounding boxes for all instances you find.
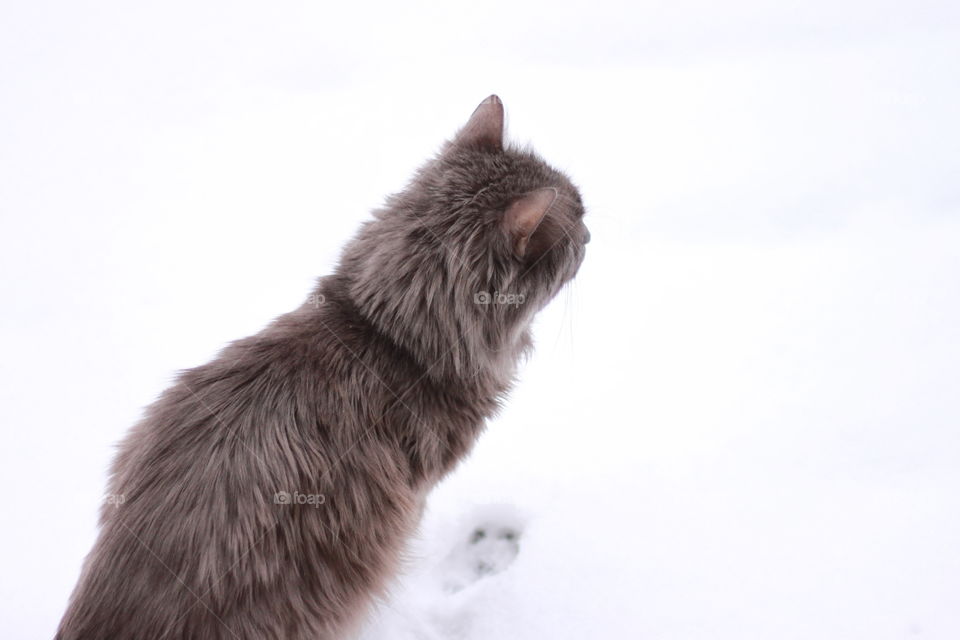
[1,2,959,638]
[356,219,960,640]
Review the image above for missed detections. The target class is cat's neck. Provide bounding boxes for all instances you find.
[313,274,528,395]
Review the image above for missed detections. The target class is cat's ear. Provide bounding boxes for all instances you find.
[503,187,558,258]
[455,95,504,151]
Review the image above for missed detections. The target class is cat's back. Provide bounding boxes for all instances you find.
[60,279,423,640]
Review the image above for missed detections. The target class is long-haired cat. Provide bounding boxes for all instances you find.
[57,95,589,640]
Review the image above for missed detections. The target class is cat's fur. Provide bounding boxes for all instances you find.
[56,95,589,640]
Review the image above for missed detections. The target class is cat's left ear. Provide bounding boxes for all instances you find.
[455,95,504,151]
[503,187,558,258]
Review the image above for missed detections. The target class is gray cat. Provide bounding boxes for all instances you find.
[56,95,589,640]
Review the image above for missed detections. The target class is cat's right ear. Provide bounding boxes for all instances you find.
[454,95,504,151]
[503,187,558,258]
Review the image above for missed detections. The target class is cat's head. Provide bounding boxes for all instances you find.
[435,95,590,299]
[339,95,588,379]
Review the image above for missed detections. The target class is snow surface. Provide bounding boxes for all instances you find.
[1,1,959,638]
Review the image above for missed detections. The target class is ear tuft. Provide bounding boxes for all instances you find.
[503,187,558,258]
[455,95,504,151]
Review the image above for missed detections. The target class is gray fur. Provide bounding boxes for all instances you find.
[56,95,588,640]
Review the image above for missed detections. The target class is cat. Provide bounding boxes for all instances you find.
[56,95,589,640]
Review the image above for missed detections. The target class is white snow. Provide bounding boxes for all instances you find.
[1,2,958,639]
